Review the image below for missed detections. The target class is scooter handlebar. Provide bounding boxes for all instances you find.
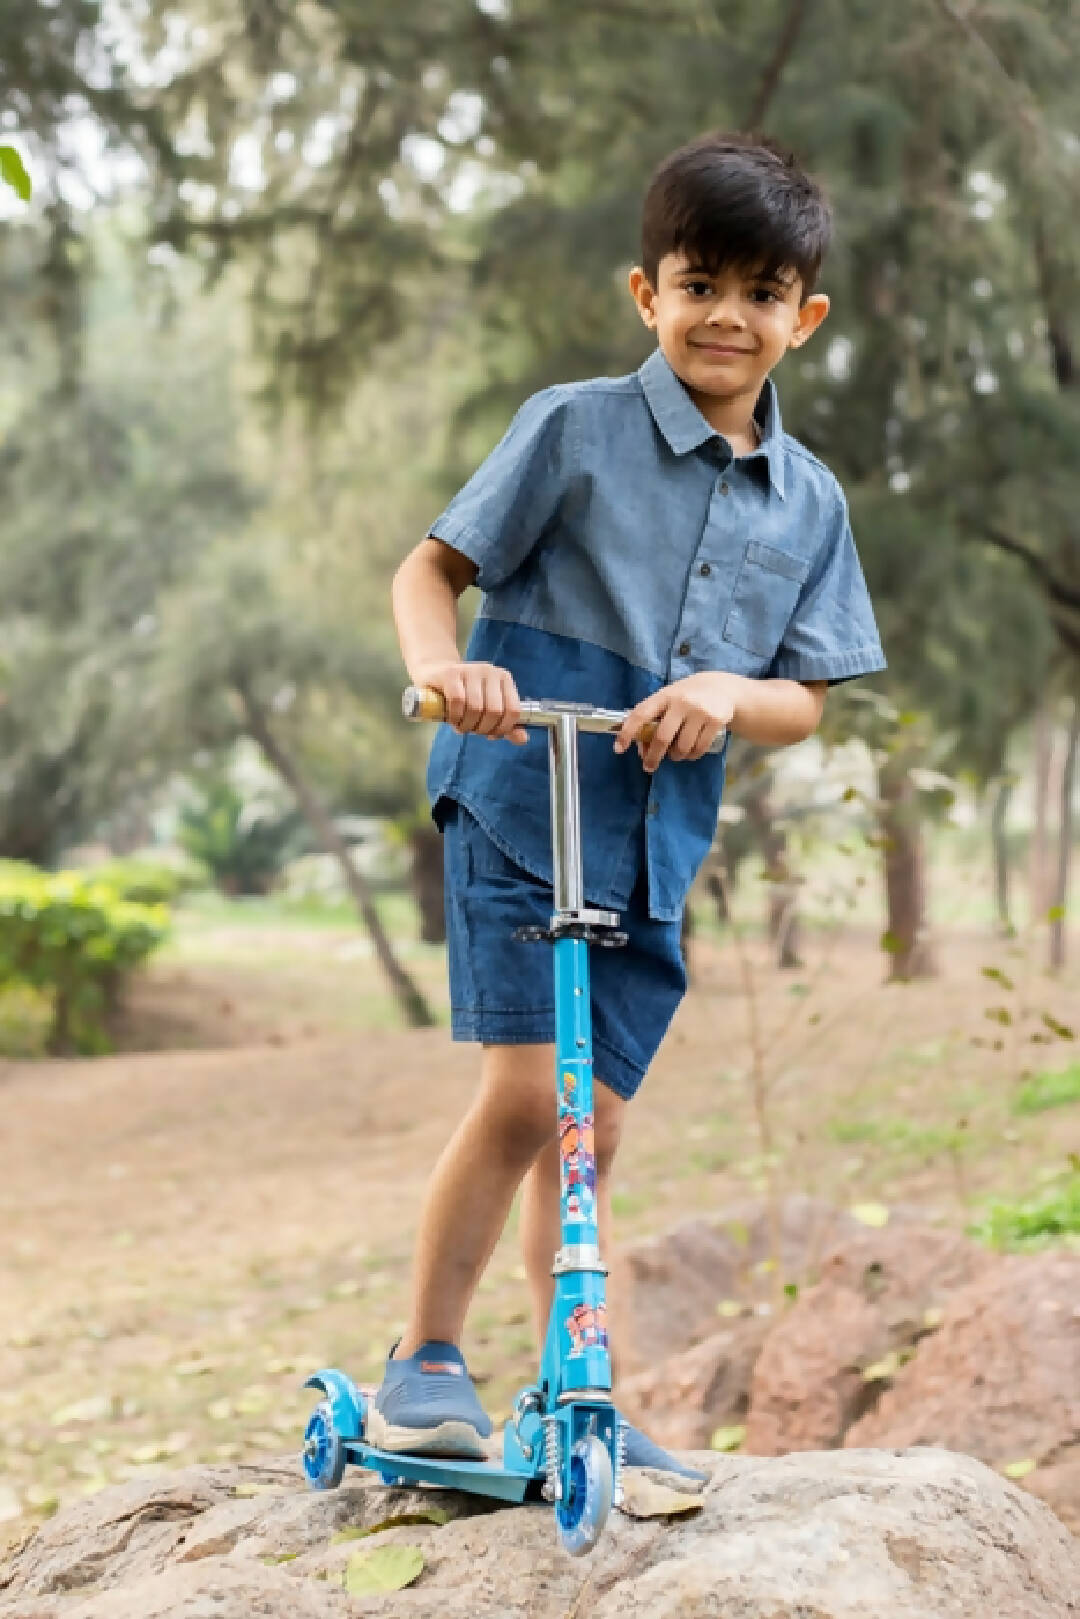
[401,685,726,754]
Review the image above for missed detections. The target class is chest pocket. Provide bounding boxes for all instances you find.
[723,540,810,661]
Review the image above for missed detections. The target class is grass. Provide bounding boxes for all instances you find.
[1012,1064,1080,1116]
[969,1167,1080,1251]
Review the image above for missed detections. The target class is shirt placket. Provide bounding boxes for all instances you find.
[647,450,748,918]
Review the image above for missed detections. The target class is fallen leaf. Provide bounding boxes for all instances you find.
[1001,1458,1037,1480]
[331,1509,449,1544]
[850,1202,890,1228]
[344,1544,425,1595]
[617,1473,705,1519]
[709,1425,746,1453]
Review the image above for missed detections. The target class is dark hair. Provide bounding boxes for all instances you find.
[641,131,832,298]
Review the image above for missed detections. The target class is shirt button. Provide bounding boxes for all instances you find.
[647,800,658,818]
[678,640,691,656]
[719,481,730,496]
[700,562,712,577]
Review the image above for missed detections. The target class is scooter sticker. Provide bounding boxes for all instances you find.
[565,1300,608,1356]
[560,1110,596,1222]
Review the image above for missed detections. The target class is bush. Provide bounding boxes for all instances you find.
[177,777,305,896]
[89,855,204,907]
[0,868,168,1054]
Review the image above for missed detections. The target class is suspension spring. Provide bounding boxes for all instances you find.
[542,1414,562,1502]
[613,1416,629,1507]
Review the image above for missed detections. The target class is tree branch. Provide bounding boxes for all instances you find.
[964,521,1080,660]
[743,0,812,131]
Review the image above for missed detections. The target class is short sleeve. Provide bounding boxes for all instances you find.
[767,492,886,685]
[428,386,574,592]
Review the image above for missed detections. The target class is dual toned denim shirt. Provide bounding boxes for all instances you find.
[425,347,885,922]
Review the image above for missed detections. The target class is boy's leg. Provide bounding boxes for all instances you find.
[368,1043,558,1457]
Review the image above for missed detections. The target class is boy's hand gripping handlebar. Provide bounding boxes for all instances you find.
[401,685,728,754]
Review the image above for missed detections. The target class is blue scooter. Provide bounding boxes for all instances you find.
[301,685,724,1555]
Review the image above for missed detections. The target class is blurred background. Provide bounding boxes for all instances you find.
[0,0,1077,1545]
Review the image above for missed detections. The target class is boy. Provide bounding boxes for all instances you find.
[381,131,884,1476]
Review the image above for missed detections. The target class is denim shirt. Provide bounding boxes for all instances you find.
[425,348,885,922]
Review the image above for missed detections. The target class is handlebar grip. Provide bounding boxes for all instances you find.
[401,685,447,722]
[402,685,664,747]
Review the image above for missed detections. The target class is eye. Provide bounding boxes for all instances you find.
[750,287,782,304]
[683,280,713,297]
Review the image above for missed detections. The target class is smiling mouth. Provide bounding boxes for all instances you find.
[693,342,754,354]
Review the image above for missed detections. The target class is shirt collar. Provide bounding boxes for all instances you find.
[638,347,786,500]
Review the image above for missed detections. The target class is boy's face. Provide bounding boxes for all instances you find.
[628,252,829,407]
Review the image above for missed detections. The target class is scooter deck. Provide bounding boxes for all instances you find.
[342,1439,534,1502]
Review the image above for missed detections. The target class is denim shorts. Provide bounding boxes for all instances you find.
[440,797,687,1100]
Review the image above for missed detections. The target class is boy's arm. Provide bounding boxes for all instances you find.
[614,670,826,774]
[391,537,528,744]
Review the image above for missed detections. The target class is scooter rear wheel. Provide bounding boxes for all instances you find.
[556,1434,613,1556]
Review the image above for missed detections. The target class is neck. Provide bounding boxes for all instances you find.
[688,381,764,455]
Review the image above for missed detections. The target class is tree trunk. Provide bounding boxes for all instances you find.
[705,840,732,926]
[743,778,803,969]
[990,777,1014,936]
[237,685,436,1029]
[408,821,446,945]
[1029,694,1053,925]
[878,758,937,981]
[681,900,693,984]
[1049,697,1079,973]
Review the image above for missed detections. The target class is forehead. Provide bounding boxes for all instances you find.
[659,251,800,288]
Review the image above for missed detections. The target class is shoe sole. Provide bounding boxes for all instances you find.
[366,1406,488,1460]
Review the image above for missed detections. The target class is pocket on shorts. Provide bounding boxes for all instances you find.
[722,540,810,661]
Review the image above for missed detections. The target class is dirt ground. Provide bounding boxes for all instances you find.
[0,910,1077,1542]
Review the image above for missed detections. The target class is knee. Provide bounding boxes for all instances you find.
[479,1067,558,1167]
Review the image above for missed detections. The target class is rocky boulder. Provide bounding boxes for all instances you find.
[847,1251,1080,1532]
[744,1220,994,1455]
[1,1448,1077,1617]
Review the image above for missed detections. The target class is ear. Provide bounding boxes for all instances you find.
[628,266,658,329]
[788,292,830,349]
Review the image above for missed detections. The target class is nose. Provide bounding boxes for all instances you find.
[704,288,747,327]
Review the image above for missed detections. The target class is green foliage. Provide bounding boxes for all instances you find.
[176,777,305,896]
[970,1167,1080,1251]
[1012,1064,1080,1116]
[0,867,168,1054]
[0,145,30,201]
[88,856,206,907]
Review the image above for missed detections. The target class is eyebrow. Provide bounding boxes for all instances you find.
[675,264,796,288]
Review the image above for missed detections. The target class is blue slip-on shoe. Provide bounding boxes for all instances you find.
[621,1421,708,1487]
[366,1340,494,1459]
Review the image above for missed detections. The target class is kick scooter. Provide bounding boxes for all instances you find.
[300,684,725,1556]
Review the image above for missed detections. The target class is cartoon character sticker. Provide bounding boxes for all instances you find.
[565,1300,609,1356]
[560,1109,596,1222]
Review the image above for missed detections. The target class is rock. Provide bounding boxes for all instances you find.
[623,1196,909,1369]
[618,1317,769,1452]
[1,1448,1077,1617]
[744,1221,993,1455]
[847,1252,1080,1484]
[1026,1454,1080,1536]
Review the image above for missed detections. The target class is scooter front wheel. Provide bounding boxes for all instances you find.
[556,1434,613,1556]
[302,1398,347,1490]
